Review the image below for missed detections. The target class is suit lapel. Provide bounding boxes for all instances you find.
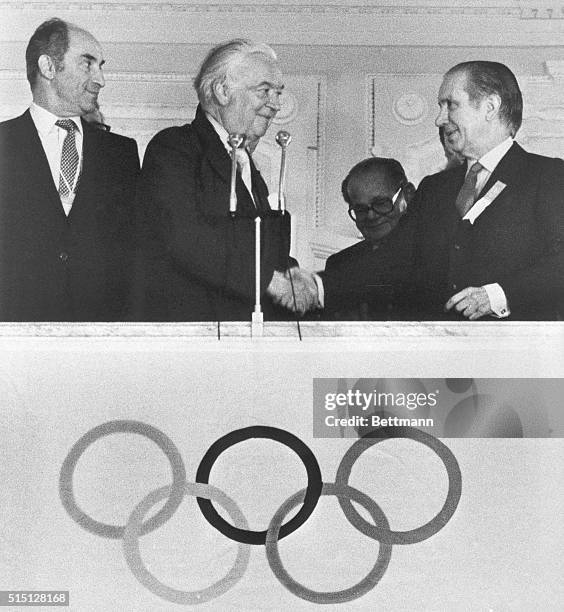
[440,163,467,226]
[19,110,65,218]
[192,107,257,215]
[194,111,232,183]
[476,142,525,202]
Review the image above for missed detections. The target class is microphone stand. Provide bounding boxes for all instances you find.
[275,130,302,339]
[251,215,263,337]
[275,130,292,214]
[230,133,263,336]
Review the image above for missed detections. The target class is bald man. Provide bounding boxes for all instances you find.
[0,18,139,321]
[321,157,416,320]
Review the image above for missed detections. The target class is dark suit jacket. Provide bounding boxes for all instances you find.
[137,105,293,321]
[412,142,564,320]
[322,211,416,320]
[0,110,139,321]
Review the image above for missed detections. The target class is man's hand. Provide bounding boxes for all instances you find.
[444,286,492,320]
[267,268,319,315]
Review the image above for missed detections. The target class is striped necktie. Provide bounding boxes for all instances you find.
[55,119,80,198]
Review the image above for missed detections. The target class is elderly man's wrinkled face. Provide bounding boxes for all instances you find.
[50,28,106,117]
[347,172,404,244]
[435,70,491,160]
[220,53,284,144]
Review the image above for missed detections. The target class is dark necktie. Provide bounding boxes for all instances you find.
[55,119,80,197]
[455,161,483,217]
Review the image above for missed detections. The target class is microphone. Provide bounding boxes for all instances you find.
[275,130,292,214]
[227,133,246,217]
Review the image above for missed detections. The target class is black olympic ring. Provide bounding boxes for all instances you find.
[59,420,186,539]
[195,425,323,545]
[334,426,462,545]
[265,482,393,604]
[123,482,250,604]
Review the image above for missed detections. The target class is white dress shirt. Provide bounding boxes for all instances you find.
[463,137,514,317]
[205,112,255,204]
[29,102,83,216]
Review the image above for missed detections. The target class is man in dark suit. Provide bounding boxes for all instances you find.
[413,61,564,320]
[138,39,318,321]
[0,18,139,321]
[321,157,417,320]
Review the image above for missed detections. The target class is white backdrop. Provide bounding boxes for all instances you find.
[0,324,563,610]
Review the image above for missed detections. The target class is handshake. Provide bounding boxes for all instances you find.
[267,267,320,315]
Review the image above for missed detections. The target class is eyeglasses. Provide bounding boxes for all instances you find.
[348,185,403,222]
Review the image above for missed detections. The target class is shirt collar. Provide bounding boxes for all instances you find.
[29,102,83,138]
[467,137,514,174]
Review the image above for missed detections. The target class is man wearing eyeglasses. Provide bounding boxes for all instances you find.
[321,157,416,320]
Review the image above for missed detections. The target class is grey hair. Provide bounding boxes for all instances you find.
[446,61,523,135]
[26,18,70,88]
[193,39,277,110]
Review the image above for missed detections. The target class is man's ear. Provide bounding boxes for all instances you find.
[37,54,56,80]
[213,78,230,106]
[485,93,501,122]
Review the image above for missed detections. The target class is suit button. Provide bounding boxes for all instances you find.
[454,244,461,250]
[59,252,69,262]
[452,283,457,291]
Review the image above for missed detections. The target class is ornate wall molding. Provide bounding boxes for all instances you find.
[0,69,297,120]
[2,2,562,47]
[0,1,562,19]
[0,69,193,82]
[313,79,326,230]
[0,69,194,81]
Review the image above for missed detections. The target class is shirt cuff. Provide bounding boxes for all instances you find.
[484,283,510,318]
[313,273,325,309]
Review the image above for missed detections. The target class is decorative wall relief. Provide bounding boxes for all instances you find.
[392,93,428,127]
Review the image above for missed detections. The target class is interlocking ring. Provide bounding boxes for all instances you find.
[61,421,462,605]
[123,482,250,604]
[265,483,392,604]
[59,420,186,539]
[195,425,323,545]
[335,426,462,545]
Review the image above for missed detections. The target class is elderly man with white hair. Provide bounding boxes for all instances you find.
[138,39,318,321]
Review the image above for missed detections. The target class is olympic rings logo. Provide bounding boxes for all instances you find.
[59,421,462,605]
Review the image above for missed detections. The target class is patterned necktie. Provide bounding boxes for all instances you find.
[55,119,80,197]
[455,161,483,218]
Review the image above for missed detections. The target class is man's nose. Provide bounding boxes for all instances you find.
[267,91,282,112]
[435,105,447,127]
[92,65,105,88]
